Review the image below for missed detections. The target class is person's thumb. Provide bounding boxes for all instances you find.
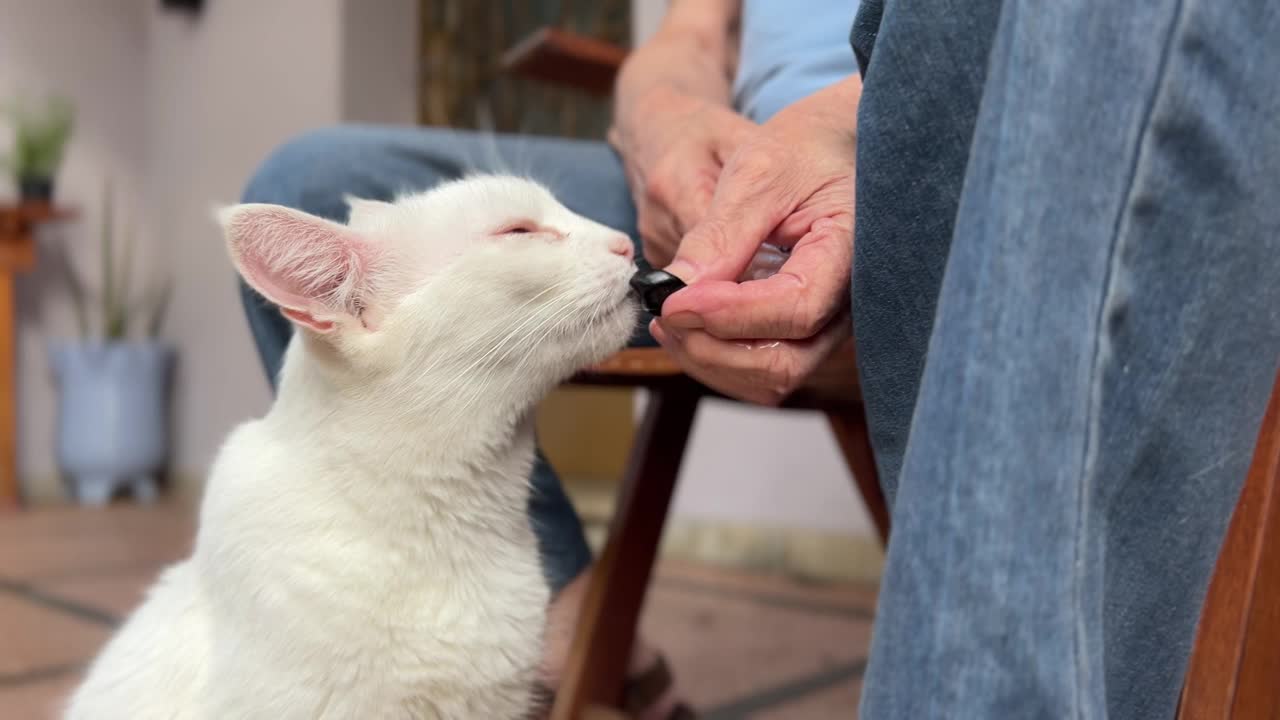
[665,155,798,285]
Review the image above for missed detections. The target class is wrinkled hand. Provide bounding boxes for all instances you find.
[609,86,756,267]
[651,77,861,405]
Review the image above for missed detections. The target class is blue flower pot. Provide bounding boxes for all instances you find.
[51,342,173,505]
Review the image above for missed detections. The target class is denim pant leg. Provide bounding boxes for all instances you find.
[854,1,1280,718]
[236,125,650,595]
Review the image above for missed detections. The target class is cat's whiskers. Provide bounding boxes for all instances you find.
[410,291,578,408]
[394,292,581,425]
[398,273,572,375]
[446,299,593,424]
[388,279,579,409]
[468,297,605,422]
[447,293,600,426]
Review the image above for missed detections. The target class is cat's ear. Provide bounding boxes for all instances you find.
[343,194,394,227]
[218,203,380,333]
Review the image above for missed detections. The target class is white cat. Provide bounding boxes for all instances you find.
[64,175,639,720]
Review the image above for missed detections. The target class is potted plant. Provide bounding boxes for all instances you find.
[1,94,75,203]
[51,181,173,505]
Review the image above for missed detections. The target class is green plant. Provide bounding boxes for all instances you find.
[0,94,75,182]
[57,180,171,341]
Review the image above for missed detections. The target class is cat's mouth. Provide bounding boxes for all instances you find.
[584,294,634,328]
[610,289,638,313]
[582,288,639,331]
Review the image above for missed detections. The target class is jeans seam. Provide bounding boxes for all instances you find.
[1073,0,1190,718]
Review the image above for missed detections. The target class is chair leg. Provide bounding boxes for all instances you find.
[1179,371,1280,719]
[550,385,701,720]
[826,407,890,545]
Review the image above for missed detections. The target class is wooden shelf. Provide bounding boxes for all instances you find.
[0,202,78,235]
[0,201,77,508]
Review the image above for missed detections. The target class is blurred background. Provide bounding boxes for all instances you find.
[0,1,879,717]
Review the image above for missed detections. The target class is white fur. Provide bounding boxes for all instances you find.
[65,176,639,720]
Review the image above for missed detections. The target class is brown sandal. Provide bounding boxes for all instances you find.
[621,655,696,720]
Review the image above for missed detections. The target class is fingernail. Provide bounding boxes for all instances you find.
[664,311,703,330]
[664,260,699,284]
[654,319,684,342]
[649,318,667,343]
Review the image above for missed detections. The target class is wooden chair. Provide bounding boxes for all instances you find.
[502,29,1280,720]
[550,343,882,720]
[1179,365,1280,719]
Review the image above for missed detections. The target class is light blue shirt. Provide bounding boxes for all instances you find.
[732,0,862,123]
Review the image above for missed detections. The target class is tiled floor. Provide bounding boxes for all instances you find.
[0,504,874,719]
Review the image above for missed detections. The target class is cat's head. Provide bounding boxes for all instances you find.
[219,175,638,408]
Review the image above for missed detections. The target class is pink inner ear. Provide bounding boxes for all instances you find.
[225,205,376,326]
[281,307,336,333]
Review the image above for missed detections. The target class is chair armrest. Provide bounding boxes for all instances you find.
[571,343,864,411]
[500,27,628,97]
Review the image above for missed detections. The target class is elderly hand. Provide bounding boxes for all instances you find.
[609,86,757,267]
[651,76,861,405]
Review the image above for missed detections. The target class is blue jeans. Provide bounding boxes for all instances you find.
[237,129,652,594]
[853,0,1280,718]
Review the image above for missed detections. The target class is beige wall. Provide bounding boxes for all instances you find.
[340,0,420,126]
[2,0,151,497]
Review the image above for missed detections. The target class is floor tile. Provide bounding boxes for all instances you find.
[0,671,82,720]
[754,677,864,719]
[0,504,193,581]
[657,559,878,616]
[641,583,871,710]
[0,594,108,676]
[0,505,877,719]
[34,569,159,619]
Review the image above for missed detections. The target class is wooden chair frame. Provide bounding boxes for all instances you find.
[547,350,884,719]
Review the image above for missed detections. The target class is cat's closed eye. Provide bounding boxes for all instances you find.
[495,221,537,235]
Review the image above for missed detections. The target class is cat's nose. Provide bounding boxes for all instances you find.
[608,235,634,260]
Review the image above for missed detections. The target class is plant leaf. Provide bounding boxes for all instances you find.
[3,95,74,180]
[146,279,172,339]
[101,179,115,339]
[46,238,89,339]
[116,213,135,339]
